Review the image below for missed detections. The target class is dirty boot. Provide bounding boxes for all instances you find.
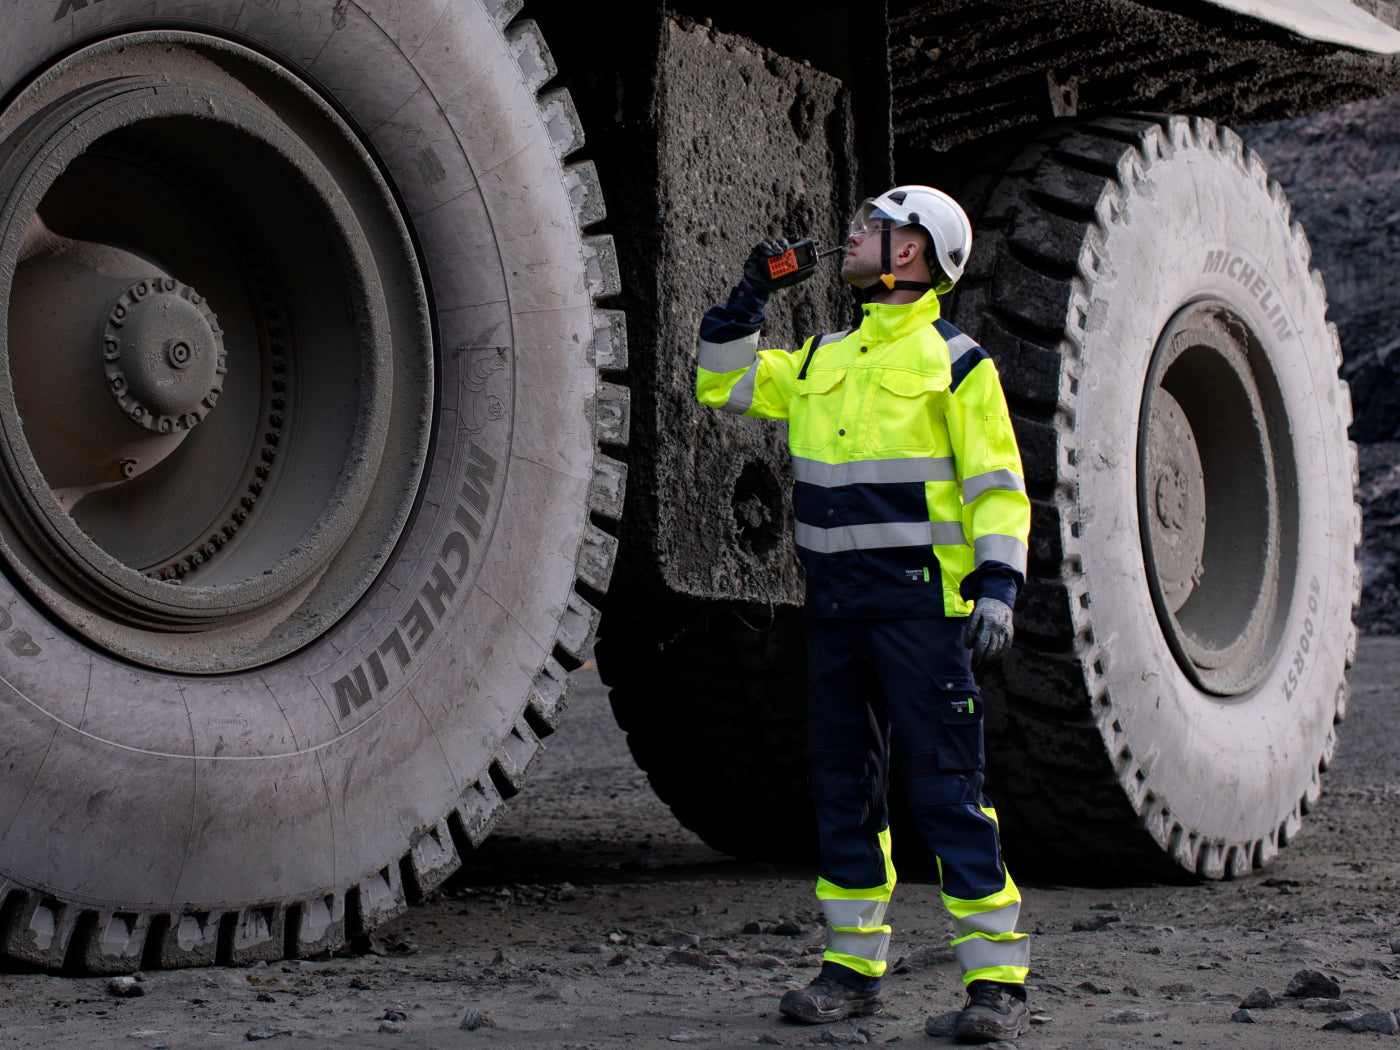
[779,974,884,1024]
[951,979,1030,1043]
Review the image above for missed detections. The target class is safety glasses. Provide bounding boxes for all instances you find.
[848,199,911,238]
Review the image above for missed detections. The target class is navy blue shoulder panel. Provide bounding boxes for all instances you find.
[950,347,990,392]
[932,318,962,341]
[934,318,991,393]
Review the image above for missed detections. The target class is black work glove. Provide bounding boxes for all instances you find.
[963,597,1014,671]
[742,237,804,294]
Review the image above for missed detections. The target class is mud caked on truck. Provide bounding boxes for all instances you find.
[0,0,1396,970]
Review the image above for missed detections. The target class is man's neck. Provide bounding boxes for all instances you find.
[864,287,928,306]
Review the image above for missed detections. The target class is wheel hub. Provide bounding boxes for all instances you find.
[1143,388,1205,612]
[104,276,226,434]
[12,218,232,496]
[0,33,434,670]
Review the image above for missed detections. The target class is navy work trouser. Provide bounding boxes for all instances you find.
[807,617,1013,991]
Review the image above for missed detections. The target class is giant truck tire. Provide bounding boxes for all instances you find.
[0,0,627,970]
[946,114,1358,879]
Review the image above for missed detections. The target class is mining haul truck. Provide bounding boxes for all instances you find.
[0,0,1395,970]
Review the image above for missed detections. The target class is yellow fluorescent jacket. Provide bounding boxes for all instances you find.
[696,290,1030,618]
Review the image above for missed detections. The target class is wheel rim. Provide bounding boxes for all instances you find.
[0,33,433,672]
[1137,299,1300,695]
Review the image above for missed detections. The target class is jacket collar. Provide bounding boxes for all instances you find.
[856,290,942,343]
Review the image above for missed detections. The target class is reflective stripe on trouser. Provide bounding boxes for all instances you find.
[944,857,1030,985]
[815,827,896,979]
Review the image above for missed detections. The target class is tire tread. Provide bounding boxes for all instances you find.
[599,601,817,861]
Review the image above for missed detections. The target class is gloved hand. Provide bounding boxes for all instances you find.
[742,237,801,294]
[963,597,1014,671]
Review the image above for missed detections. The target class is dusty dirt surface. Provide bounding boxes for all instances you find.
[3,638,1399,1049]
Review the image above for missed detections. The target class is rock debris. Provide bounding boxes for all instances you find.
[1238,987,1276,1009]
[1285,970,1342,999]
[1321,1011,1400,1034]
[107,976,144,998]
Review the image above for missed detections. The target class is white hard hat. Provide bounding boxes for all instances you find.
[849,185,973,292]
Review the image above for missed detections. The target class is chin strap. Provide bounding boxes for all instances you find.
[872,226,935,295]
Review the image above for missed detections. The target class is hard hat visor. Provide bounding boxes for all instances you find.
[848,199,914,238]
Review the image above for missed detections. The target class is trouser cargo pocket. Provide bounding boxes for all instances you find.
[933,676,984,773]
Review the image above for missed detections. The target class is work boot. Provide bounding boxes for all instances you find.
[951,979,1030,1043]
[778,974,884,1024]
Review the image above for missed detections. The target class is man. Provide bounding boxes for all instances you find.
[694,186,1032,1043]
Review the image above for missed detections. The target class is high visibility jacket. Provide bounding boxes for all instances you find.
[696,285,1029,618]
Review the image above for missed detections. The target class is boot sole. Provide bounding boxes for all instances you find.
[953,1011,1031,1043]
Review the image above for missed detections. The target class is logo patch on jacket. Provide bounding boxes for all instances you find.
[904,567,932,583]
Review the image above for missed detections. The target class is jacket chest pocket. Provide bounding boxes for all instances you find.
[866,369,948,453]
[789,369,846,457]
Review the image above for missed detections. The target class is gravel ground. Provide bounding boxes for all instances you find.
[2,638,1398,1049]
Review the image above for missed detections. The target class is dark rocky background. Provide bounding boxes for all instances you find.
[1241,93,1400,635]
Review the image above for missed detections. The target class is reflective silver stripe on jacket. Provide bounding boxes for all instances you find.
[962,467,1026,503]
[807,328,851,358]
[973,533,1029,575]
[953,900,1021,939]
[697,332,759,374]
[793,456,957,488]
[719,365,758,416]
[827,927,892,964]
[821,898,889,931]
[796,519,968,554]
[953,933,1031,975]
[944,330,979,367]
